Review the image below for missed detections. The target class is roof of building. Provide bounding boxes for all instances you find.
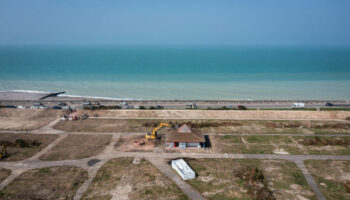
[165,124,205,143]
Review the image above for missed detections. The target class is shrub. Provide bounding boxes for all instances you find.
[237,105,247,110]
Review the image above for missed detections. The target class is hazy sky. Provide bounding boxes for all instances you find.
[1,0,350,45]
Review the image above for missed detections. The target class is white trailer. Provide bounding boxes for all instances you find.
[171,159,196,180]
[292,102,305,108]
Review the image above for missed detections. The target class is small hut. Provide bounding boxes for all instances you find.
[165,124,205,149]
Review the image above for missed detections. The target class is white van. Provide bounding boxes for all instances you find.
[292,103,305,108]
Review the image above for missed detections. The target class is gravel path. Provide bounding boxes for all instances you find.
[0,117,349,199]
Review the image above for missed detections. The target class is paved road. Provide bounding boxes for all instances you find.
[1,117,350,199]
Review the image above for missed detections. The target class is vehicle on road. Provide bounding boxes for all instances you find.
[5,105,17,109]
[120,102,128,106]
[186,103,198,109]
[325,102,334,106]
[51,106,62,109]
[292,103,305,108]
[34,102,43,106]
[156,105,164,109]
[134,105,140,109]
[58,102,66,106]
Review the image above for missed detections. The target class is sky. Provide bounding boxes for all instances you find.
[1,0,350,45]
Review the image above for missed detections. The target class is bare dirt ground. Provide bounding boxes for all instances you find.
[75,109,350,120]
[0,169,11,183]
[81,157,188,200]
[213,135,350,155]
[185,158,316,200]
[0,109,62,131]
[0,166,88,200]
[53,118,350,135]
[305,160,350,200]
[39,134,112,161]
[115,136,159,152]
[0,133,58,161]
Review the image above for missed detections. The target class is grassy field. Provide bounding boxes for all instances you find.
[305,160,350,200]
[0,133,58,161]
[39,134,111,161]
[82,157,188,200]
[54,118,350,135]
[0,166,88,200]
[185,158,316,200]
[0,169,11,183]
[215,135,350,155]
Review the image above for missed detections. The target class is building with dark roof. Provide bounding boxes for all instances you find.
[165,124,205,149]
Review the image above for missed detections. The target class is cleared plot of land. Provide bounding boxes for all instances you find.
[185,158,316,200]
[305,160,350,200]
[0,169,11,183]
[54,118,350,135]
[214,135,350,155]
[0,133,58,161]
[82,157,188,200]
[40,134,111,161]
[0,166,88,200]
[0,109,61,131]
[115,135,160,152]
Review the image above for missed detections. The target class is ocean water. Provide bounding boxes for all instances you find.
[0,45,350,100]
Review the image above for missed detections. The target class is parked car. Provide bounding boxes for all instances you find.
[39,106,48,109]
[17,105,26,109]
[134,105,141,109]
[156,105,164,109]
[186,103,198,109]
[325,102,334,106]
[124,105,133,109]
[30,106,39,109]
[58,102,66,106]
[83,102,91,106]
[292,103,305,108]
[5,105,17,109]
[120,102,128,106]
[34,102,43,106]
[51,106,62,109]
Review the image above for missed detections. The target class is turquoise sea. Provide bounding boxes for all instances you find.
[0,45,350,100]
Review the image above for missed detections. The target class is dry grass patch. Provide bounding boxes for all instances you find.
[0,166,87,200]
[0,169,11,183]
[0,133,58,161]
[82,157,188,200]
[0,109,61,130]
[54,118,350,135]
[215,135,350,155]
[305,160,350,200]
[185,158,316,200]
[39,134,111,161]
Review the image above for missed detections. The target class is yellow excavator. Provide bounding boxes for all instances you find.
[0,146,8,160]
[145,123,172,139]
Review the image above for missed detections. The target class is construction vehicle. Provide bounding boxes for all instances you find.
[145,123,172,139]
[0,146,8,160]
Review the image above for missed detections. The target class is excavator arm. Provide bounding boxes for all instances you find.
[145,123,172,139]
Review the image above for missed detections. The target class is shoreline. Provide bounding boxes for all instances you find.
[1,91,350,110]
